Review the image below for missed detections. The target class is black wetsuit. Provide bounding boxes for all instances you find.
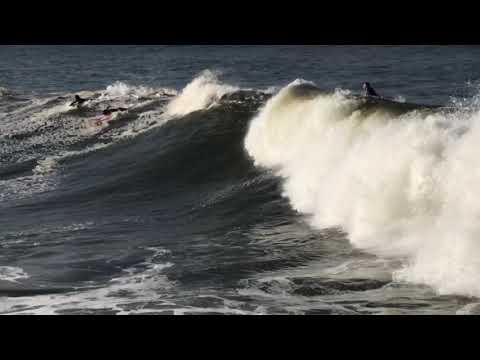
[363,82,380,97]
[102,107,127,116]
[70,95,87,107]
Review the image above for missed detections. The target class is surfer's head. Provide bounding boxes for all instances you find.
[363,82,379,97]
[75,95,81,100]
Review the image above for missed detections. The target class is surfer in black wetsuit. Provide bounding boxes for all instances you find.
[70,95,88,107]
[94,106,128,126]
[363,82,380,97]
[102,106,128,116]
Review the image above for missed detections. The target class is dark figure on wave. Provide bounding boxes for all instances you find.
[362,82,380,98]
[102,106,128,116]
[70,95,88,107]
[94,106,128,126]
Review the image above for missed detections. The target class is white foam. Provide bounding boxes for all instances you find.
[30,102,72,121]
[245,80,480,298]
[0,87,11,97]
[102,81,153,99]
[456,302,480,315]
[0,267,29,283]
[100,82,175,101]
[33,157,59,175]
[166,70,238,117]
[0,249,174,315]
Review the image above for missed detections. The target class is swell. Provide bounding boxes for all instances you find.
[19,100,270,214]
[0,80,308,298]
[4,73,474,303]
[0,70,272,211]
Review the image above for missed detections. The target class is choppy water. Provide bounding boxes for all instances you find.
[1,45,480,315]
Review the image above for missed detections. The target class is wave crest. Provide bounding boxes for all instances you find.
[166,70,238,116]
[245,81,480,297]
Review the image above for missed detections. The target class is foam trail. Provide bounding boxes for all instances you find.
[102,81,155,99]
[245,80,480,298]
[0,267,30,283]
[0,87,11,97]
[166,70,238,116]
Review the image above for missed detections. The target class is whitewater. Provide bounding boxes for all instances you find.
[2,45,480,315]
[245,79,480,298]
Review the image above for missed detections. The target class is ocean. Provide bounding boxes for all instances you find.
[1,45,480,315]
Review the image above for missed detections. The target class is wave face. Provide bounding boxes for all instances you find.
[245,80,480,298]
[2,67,480,314]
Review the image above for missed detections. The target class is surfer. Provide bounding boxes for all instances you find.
[362,82,380,98]
[102,106,128,116]
[70,95,88,107]
[93,106,128,126]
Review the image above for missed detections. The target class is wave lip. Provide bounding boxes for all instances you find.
[100,81,177,100]
[166,70,239,117]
